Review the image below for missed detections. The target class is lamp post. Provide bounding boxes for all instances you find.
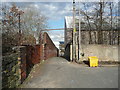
[72,0,76,61]
[78,1,81,61]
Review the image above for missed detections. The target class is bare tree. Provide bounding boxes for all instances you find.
[76,1,118,45]
[109,2,114,45]
[2,3,48,53]
[21,6,48,44]
[84,3,92,44]
[2,4,24,47]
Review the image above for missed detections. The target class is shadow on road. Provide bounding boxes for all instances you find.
[83,61,89,66]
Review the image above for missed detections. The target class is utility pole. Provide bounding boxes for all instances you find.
[72,0,76,61]
[18,10,24,46]
[18,12,21,46]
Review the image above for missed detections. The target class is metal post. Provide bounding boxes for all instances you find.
[73,0,76,61]
[78,1,81,61]
[70,44,73,61]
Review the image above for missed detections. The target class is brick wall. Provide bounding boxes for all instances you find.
[2,33,58,88]
[25,45,41,76]
[43,32,58,60]
[2,32,58,88]
[20,46,27,82]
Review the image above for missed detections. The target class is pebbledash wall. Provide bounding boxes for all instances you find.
[2,32,58,88]
[64,44,119,62]
[81,44,119,62]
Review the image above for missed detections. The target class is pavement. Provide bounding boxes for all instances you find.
[20,57,118,88]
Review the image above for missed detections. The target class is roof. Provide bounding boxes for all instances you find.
[59,41,64,44]
[65,16,119,29]
[65,16,73,28]
[64,16,83,28]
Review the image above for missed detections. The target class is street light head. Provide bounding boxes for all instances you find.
[73,0,75,4]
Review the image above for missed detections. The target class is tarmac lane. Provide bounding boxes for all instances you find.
[20,57,118,88]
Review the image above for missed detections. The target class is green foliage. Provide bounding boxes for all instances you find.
[2,53,21,88]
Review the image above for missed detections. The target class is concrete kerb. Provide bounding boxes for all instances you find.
[76,60,120,67]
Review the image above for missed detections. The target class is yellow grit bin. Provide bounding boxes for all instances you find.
[88,56,98,67]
